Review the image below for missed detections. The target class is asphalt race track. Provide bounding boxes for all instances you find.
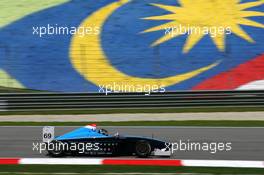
[0,126,263,160]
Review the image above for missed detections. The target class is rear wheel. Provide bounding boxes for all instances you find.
[47,141,65,157]
[135,140,152,158]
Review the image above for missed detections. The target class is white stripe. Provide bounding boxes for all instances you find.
[17,158,264,168]
[2,126,264,129]
[19,158,103,165]
[237,80,264,90]
[182,160,264,168]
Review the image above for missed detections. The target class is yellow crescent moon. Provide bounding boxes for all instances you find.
[70,0,219,92]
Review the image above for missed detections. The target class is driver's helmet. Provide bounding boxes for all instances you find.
[98,128,108,136]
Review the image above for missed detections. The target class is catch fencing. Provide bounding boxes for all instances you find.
[0,90,263,111]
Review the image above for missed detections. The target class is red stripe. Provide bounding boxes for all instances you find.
[193,54,264,90]
[103,159,183,166]
[0,158,20,165]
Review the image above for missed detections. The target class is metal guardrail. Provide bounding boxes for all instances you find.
[0,90,263,111]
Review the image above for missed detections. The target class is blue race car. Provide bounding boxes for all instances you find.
[45,124,170,158]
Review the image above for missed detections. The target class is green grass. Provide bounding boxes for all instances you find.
[1,120,264,127]
[0,106,264,115]
[0,165,263,174]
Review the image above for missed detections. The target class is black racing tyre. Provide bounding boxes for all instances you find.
[135,140,152,158]
[47,141,65,157]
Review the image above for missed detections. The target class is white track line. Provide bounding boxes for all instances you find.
[20,158,102,165]
[1,126,264,129]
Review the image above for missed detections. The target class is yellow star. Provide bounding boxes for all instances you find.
[142,0,264,53]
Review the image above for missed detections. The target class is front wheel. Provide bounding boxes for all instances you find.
[135,140,152,158]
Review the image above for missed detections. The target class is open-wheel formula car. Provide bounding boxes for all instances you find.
[43,124,171,158]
